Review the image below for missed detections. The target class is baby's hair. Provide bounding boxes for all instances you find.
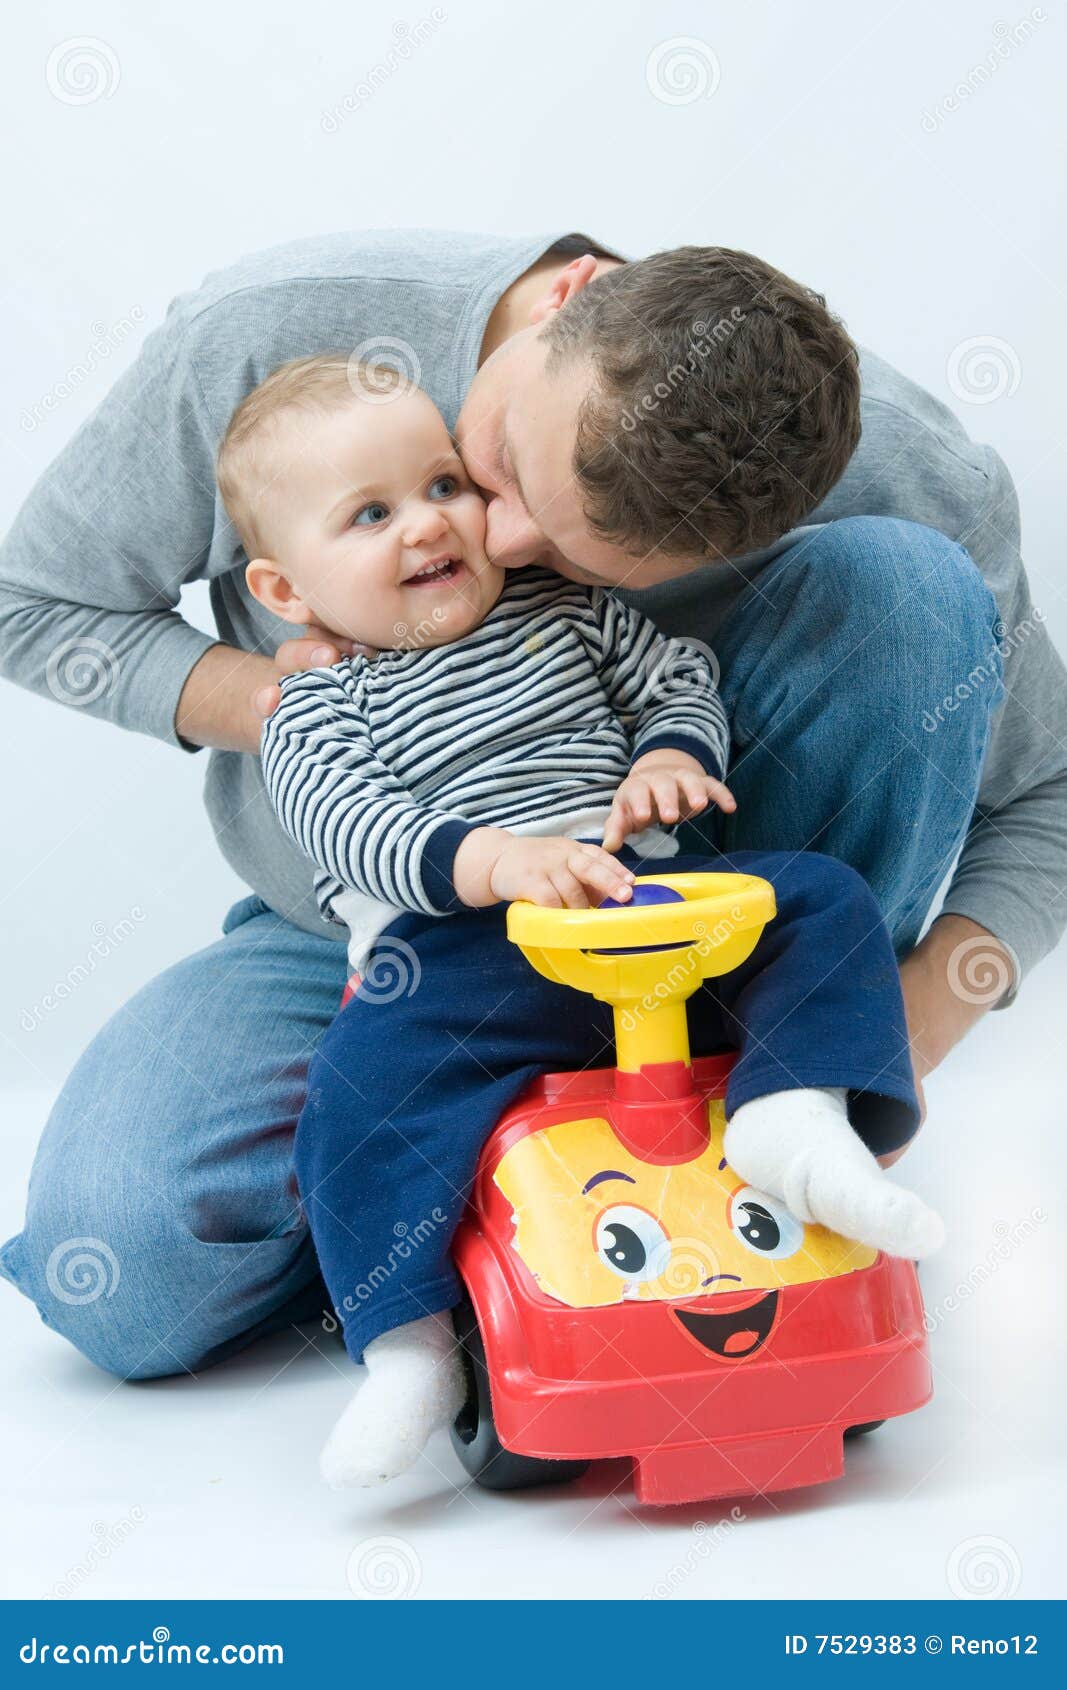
[216,354,402,557]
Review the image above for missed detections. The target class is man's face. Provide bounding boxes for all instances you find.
[455,326,701,592]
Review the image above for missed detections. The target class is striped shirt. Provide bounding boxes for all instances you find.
[261,568,729,968]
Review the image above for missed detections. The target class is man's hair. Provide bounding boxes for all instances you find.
[541,247,861,560]
[216,354,400,556]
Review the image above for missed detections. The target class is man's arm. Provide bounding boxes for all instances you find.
[818,354,1067,1070]
[177,631,354,753]
[0,305,220,747]
[0,283,356,756]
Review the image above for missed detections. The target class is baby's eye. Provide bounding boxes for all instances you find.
[353,501,390,527]
[428,474,459,500]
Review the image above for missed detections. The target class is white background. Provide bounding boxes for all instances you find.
[1,0,1064,1601]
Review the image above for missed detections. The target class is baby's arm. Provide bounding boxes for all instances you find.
[591,595,735,851]
[591,590,731,775]
[261,670,633,913]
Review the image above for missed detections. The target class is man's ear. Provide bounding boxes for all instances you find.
[245,559,312,624]
[528,253,600,326]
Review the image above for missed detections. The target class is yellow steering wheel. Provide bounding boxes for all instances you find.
[506,873,776,1072]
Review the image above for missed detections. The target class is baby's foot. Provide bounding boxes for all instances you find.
[320,1312,466,1488]
[724,1087,944,1259]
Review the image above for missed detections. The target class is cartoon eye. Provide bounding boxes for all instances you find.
[728,1186,804,1260]
[595,1205,671,1282]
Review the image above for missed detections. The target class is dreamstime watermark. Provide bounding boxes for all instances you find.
[50,1508,146,1599]
[347,338,422,405]
[947,934,1014,1006]
[921,608,1041,733]
[20,309,145,433]
[646,37,721,106]
[946,335,1022,405]
[947,1534,1022,1598]
[921,10,1047,132]
[354,935,423,1003]
[46,637,120,707]
[643,635,722,702]
[618,905,748,1035]
[45,1237,121,1306]
[392,603,450,649]
[922,1208,1046,1333]
[645,1507,746,1597]
[46,37,121,105]
[21,908,147,1033]
[321,13,447,132]
[620,309,745,433]
[323,1210,448,1327]
[346,1535,422,1598]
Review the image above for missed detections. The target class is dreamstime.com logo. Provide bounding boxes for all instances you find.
[618,907,747,1034]
[19,1627,283,1665]
[922,1208,1045,1334]
[323,1210,448,1326]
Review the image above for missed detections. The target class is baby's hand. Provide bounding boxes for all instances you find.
[602,750,736,853]
[489,837,636,909]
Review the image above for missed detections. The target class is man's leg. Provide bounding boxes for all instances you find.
[0,895,349,1379]
[689,516,1005,954]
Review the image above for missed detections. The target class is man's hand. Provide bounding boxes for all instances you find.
[603,747,735,852]
[175,626,374,754]
[885,912,1016,1165]
[453,827,636,910]
[900,912,1015,1078]
[253,624,374,721]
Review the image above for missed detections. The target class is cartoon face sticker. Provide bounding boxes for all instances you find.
[493,1101,876,1318]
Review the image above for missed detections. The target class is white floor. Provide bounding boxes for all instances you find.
[2,952,1064,1604]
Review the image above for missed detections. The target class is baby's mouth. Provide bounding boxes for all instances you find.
[406,556,466,588]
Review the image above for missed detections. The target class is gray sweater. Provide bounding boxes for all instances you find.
[2,227,1064,989]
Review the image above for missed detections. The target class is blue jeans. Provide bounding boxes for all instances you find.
[0,518,1002,1379]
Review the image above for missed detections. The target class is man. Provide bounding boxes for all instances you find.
[1,229,1063,1380]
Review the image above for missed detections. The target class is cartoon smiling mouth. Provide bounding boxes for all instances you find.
[674,1289,780,1360]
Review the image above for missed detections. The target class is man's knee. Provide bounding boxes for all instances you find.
[8,1176,314,1381]
[5,1194,195,1380]
[805,516,998,651]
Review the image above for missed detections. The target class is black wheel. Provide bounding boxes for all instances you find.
[844,1419,886,1438]
[450,1296,589,1491]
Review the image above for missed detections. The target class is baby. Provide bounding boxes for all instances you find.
[217,356,942,1488]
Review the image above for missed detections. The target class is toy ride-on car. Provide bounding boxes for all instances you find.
[449,873,932,1507]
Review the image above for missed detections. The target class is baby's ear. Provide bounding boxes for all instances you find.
[245,559,309,624]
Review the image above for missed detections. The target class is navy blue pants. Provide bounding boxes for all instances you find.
[296,848,918,1362]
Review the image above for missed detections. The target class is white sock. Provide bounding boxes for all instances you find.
[319,1311,466,1489]
[724,1087,944,1259]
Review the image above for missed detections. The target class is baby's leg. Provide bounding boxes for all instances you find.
[724,1087,943,1257]
[320,1312,465,1488]
[298,906,617,1486]
[677,847,943,1255]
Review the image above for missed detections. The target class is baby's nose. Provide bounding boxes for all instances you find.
[403,503,449,543]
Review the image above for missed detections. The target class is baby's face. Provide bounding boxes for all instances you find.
[258,388,504,650]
